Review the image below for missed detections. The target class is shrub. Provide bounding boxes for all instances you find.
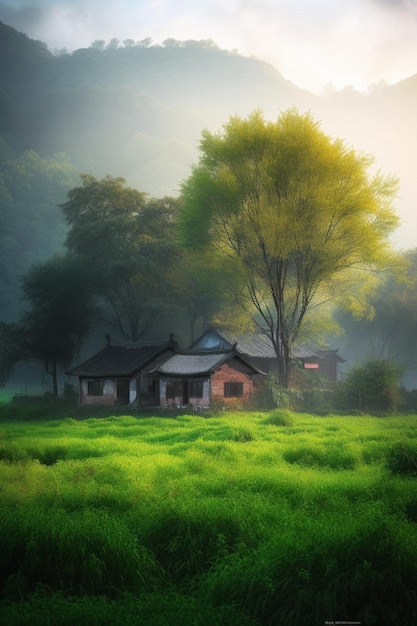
[387,441,417,476]
[260,374,301,411]
[233,428,255,442]
[263,410,295,427]
[341,359,402,413]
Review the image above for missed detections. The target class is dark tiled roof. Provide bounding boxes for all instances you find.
[190,328,276,357]
[68,341,175,377]
[300,349,346,363]
[233,333,276,358]
[190,328,344,362]
[158,350,265,376]
[158,352,230,376]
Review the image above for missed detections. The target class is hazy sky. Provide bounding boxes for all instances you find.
[0,0,416,92]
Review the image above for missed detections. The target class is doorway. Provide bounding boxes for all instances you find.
[116,378,130,404]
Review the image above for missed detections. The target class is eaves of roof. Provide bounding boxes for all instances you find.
[68,341,174,378]
[158,352,230,376]
[158,350,266,377]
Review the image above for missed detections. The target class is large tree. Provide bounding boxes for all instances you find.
[180,109,400,387]
[173,248,248,343]
[61,175,181,341]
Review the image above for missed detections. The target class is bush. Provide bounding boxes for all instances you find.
[263,410,295,427]
[400,388,417,413]
[340,359,402,414]
[259,374,300,411]
[257,373,338,414]
[387,441,417,476]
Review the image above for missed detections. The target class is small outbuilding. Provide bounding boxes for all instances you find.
[68,338,176,406]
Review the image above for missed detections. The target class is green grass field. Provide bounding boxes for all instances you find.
[0,408,416,625]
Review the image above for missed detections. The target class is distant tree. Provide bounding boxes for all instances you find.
[90,40,106,51]
[335,249,417,385]
[183,39,219,49]
[173,248,248,342]
[52,47,70,57]
[0,322,22,387]
[180,109,400,387]
[106,38,120,50]
[0,145,77,321]
[18,255,97,396]
[163,39,181,48]
[137,38,152,48]
[61,175,181,341]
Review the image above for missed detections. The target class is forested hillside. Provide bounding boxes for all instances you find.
[0,20,416,326]
[0,21,316,193]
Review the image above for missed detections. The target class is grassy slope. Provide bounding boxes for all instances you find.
[0,409,416,625]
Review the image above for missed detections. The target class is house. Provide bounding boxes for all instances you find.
[154,349,265,409]
[190,328,345,382]
[68,337,176,405]
[68,328,344,408]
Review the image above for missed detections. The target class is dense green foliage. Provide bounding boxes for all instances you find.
[1,19,417,392]
[61,175,183,341]
[335,249,417,387]
[0,20,306,326]
[180,109,399,387]
[341,359,403,413]
[18,256,98,395]
[0,409,416,625]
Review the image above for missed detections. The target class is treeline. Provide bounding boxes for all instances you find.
[2,21,417,393]
[0,20,300,165]
[0,20,308,325]
[0,174,238,392]
[2,144,417,395]
[0,18,415,325]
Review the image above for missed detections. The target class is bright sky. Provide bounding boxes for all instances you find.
[0,0,416,93]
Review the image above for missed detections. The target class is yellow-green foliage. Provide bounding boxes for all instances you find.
[0,411,417,625]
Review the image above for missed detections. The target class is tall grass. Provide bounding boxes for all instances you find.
[0,409,416,624]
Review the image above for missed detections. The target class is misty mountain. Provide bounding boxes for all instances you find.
[0,20,416,322]
[0,21,316,197]
[1,20,415,201]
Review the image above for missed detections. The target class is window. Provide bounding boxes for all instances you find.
[166,381,185,401]
[224,381,243,398]
[189,381,203,398]
[87,380,103,396]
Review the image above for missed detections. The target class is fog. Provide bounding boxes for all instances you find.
[1,1,415,248]
[1,0,416,93]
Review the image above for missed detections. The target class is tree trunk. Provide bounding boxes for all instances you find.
[273,332,290,388]
[276,351,290,388]
[46,359,58,397]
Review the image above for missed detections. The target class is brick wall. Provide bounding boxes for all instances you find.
[211,360,254,406]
